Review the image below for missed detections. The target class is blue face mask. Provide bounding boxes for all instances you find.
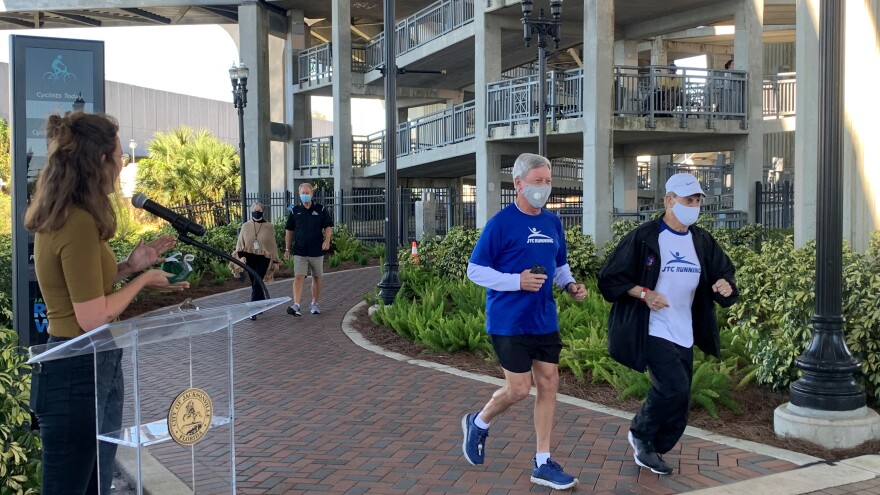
[300,194,312,203]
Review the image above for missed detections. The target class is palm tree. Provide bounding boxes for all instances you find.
[136,127,240,207]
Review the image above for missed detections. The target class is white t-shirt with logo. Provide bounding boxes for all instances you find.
[649,226,702,348]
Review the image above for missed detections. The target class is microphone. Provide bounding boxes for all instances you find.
[131,193,206,237]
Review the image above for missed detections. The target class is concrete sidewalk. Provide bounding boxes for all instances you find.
[139,266,878,494]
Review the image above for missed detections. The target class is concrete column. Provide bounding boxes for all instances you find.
[794,0,819,247]
[286,10,311,196]
[239,2,271,197]
[652,156,665,203]
[583,0,615,246]
[332,0,353,220]
[614,155,639,213]
[474,7,503,226]
[614,39,638,66]
[841,0,880,252]
[650,38,668,65]
[415,190,438,240]
[733,0,764,219]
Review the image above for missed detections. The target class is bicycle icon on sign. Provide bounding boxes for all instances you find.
[43,55,77,83]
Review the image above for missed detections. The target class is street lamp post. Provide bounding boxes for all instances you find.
[229,61,249,224]
[520,0,563,157]
[377,0,402,305]
[788,0,864,411]
[129,139,137,167]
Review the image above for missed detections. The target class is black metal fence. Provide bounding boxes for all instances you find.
[755,180,794,229]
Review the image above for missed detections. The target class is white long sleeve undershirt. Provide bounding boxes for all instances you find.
[467,262,576,291]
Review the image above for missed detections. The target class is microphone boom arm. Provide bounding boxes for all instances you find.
[175,232,270,301]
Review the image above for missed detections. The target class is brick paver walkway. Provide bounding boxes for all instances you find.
[142,266,817,494]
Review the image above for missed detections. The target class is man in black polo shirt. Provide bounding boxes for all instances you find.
[284,182,333,316]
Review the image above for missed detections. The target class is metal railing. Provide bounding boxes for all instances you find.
[666,164,733,195]
[502,157,583,182]
[487,68,584,131]
[365,0,475,71]
[638,162,652,190]
[614,65,748,128]
[297,43,333,86]
[300,101,476,169]
[298,137,333,174]
[763,72,796,118]
[358,100,477,165]
[755,180,794,229]
[297,42,368,85]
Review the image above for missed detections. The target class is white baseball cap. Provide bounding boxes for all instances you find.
[665,173,705,197]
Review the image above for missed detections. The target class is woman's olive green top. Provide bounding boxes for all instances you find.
[33,207,116,338]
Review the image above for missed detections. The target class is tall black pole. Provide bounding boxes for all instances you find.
[788,0,864,411]
[237,105,247,224]
[377,0,402,304]
[521,1,561,158]
[538,42,547,157]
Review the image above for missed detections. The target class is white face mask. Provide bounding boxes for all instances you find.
[672,200,700,226]
[522,184,551,209]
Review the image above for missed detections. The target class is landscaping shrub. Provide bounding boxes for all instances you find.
[562,225,601,281]
[727,233,880,400]
[0,235,12,329]
[0,329,41,494]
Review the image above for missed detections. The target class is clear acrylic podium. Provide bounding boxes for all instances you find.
[27,297,289,495]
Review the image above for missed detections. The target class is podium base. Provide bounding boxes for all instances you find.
[116,447,191,495]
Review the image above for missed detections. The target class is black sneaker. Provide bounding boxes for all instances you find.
[628,431,672,475]
[287,304,301,317]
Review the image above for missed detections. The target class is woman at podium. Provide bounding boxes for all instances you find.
[24,112,189,495]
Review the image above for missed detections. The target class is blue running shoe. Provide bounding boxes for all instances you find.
[531,459,578,490]
[461,413,488,465]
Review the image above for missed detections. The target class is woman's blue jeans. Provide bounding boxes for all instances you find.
[31,340,124,495]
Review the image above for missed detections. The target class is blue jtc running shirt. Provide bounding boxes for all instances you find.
[469,204,567,336]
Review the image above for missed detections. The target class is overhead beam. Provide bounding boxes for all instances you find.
[624,1,737,39]
[48,11,101,27]
[638,40,734,56]
[351,25,373,41]
[0,15,36,28]
[2,0,238,10]
[120,8,171,25]
[567,47,583,67]
[199,6,238,22]
[311,30,330,43]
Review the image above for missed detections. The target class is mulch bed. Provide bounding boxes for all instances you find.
[121,264,880,462]
[350,304,880,462]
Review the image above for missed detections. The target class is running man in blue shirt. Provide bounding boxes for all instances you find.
[461,153,586,491]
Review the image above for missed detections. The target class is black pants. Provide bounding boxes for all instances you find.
[32,339,124,495]
[242,253,270,302]
[630,335,694,454]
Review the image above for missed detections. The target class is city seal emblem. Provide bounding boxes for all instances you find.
[167,388,213,446]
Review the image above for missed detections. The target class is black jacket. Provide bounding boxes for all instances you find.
[597,219,738,372]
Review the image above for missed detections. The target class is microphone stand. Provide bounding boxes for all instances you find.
[175,232,270,301]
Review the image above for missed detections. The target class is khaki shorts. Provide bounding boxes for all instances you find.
[293,255,323,277]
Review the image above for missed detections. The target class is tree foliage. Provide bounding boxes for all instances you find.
[135,127,239,206]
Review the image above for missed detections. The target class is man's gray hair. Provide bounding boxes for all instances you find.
[298,182,314,193]
[512,153,551,180]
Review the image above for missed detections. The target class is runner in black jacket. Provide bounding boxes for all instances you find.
[598,173,738,475]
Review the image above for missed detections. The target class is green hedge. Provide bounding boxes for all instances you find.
[728,232,880,398]
[0,329,41,494]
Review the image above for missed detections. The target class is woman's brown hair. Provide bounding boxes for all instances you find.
[24,112,120,240]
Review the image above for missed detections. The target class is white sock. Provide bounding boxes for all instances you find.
[474,413,490,430]
[535,453,551,467]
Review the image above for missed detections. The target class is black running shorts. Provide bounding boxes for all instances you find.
[489,332,563,373]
